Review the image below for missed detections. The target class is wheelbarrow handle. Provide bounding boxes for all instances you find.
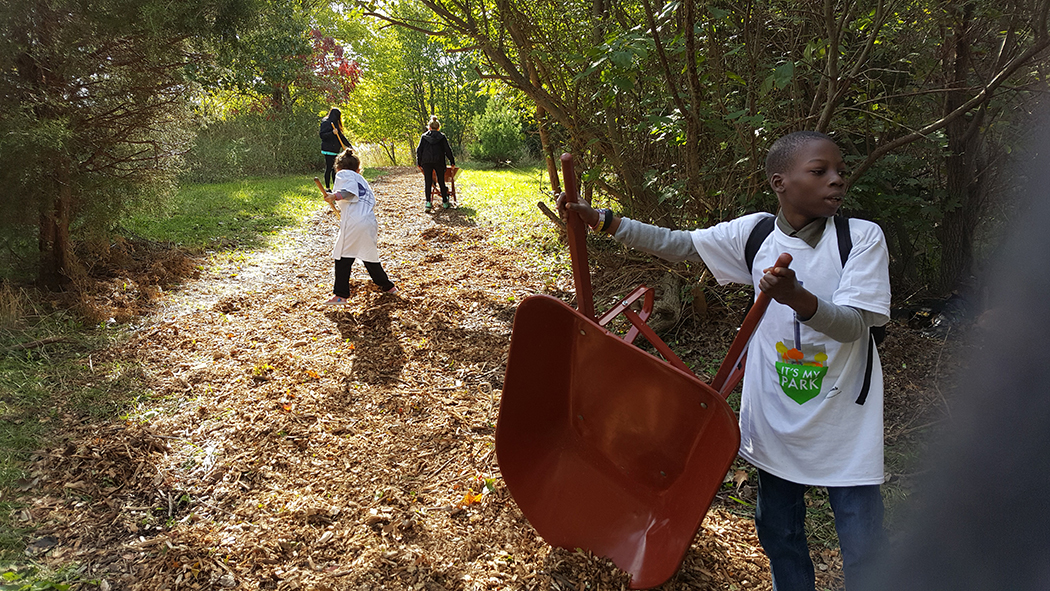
[710,252,793,398]
[561,154,596,319]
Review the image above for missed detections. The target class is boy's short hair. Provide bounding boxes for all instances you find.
[335,149,360,172]
[765,130,835,180]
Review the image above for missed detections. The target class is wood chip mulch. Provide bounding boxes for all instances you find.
[16,167,878,590]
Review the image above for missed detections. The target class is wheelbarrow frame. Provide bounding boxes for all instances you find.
[429,166,460,207]
[496,153,781,588]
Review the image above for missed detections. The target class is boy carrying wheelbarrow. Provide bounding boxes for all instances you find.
[559,130,891,591]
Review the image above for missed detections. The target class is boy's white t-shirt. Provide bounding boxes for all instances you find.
[691,213,891,486]
[331,169,381,262]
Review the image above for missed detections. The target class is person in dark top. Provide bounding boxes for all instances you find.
[415,116,456,212]
[319,108,352,191]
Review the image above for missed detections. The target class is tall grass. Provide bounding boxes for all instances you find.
[0,285,24,331]
[355,142,417,168]
[181,107,324,184]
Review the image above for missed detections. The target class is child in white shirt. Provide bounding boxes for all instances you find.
[323,150,397,305]
[559,131,891,591]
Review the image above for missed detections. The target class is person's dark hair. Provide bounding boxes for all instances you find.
[428,115,441,130]
[324,107,343,128]
[334,149,359,172]
[765,130,835,180]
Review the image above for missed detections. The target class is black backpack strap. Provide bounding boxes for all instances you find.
[857,330,876,405]
[744,215,776,272]
[833,214,852,267]
[833,215,883,405]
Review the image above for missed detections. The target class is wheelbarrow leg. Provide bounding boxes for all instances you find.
[446,168,457,207]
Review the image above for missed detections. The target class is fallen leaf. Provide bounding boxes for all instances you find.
[458,489,483,507]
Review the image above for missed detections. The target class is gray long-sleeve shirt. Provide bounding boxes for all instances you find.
[612,217,884,342]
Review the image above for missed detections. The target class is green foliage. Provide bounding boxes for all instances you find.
[468,99,525,164]
[0,567,74,590]
[407,0,1048,292]
[181,102,326,183]
[197,1,362,111]
[350,0,486,158]
[0,0,258,286]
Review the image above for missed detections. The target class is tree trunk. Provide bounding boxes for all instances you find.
[936,0,985,294]
[681,0,702,206]
[38,161,75,290]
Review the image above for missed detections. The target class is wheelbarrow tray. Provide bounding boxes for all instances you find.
[497,294,741,589]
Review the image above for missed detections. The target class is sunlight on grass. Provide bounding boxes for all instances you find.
[456,164,563,254]
[126,170,382,252]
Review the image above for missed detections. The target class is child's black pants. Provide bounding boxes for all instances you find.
[334,258,394,297]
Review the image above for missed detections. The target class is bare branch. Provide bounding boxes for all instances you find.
[849,24,1050,183]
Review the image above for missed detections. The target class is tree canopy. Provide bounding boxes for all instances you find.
[0,0,262,287]
[346,0,486,164]
[366,0,1050,292]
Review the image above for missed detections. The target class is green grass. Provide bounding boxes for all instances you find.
[455,163,561,248]
[452,162,595,286]
[125,170,383,251]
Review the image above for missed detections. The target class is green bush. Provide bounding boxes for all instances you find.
[182,106,328,183]
[468,99,524,164]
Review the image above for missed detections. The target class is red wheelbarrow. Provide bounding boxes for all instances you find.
[496,154,785,589]
[429,166,460,207]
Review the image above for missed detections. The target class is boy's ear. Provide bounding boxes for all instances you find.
[769,173,785,194]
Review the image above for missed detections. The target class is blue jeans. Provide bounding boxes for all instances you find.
[755,469,886,591]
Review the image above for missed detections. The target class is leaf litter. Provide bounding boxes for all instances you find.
[17,168,957,590]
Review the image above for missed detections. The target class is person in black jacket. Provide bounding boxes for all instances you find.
[319,108,352,190]
[416,116,456,212]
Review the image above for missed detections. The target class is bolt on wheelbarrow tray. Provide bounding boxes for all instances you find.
[495,154,783,589]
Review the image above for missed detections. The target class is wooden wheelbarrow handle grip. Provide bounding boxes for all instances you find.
[561,154,595,319]
[313,177,341,220]
[710,252,793,398]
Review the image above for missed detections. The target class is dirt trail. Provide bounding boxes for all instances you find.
[25,168,786,590]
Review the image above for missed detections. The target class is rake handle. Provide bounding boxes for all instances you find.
[313,177,341,220]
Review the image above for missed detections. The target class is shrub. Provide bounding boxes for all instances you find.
[468,99,524,164]
[182,105,326,183]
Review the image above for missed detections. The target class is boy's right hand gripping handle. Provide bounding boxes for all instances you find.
[710,252,792,398]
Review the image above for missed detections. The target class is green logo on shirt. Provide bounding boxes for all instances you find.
[776,362,828,404]
[775,338,829,404]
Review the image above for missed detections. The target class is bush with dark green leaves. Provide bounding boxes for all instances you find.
[468,100,524,164]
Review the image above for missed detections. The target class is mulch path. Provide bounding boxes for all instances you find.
[18,167,955,590]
